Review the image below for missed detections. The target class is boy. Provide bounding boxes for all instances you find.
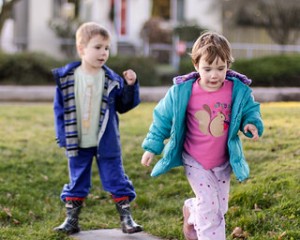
[52,22,142,235]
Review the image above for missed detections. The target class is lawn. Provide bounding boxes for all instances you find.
[0,102,299,240]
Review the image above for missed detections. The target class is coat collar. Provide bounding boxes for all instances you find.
[173,70,252,86]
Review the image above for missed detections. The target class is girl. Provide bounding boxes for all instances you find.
[141,32,263,240]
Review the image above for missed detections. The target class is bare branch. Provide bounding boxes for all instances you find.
[229,0,300,44]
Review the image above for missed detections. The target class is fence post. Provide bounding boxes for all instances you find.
[171,35,180,70]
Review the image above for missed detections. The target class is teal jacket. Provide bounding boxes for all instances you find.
[142,72,264,182]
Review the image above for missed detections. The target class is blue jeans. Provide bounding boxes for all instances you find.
[60,147,136,202]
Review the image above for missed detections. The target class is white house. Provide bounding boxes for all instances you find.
[2,0,299,60]
[1,0,222,59]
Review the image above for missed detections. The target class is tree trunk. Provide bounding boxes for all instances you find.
[0,0,21,37]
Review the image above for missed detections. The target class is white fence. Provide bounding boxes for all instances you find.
[231,43,300,59]
[146,41,300,69]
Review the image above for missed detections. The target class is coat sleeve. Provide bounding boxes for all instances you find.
[53,86,66,147]
[116,80,141,114]
[240,91,264,138]
[142,87,175,155]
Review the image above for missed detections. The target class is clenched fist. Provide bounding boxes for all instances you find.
[123,69,137,85]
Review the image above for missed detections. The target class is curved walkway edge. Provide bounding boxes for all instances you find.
[1,85,300,102]
[72,229,163,240]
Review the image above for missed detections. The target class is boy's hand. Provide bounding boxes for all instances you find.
[123,69,137,85]
[244,124,259,140]
[141,151,155,167]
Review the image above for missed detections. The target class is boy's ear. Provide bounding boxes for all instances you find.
[77,44,84,56]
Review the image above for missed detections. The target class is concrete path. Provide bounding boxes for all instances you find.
[72,229,163,240]
[1,85,300,102]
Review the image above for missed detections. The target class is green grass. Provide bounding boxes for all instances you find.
[0,102,299,240]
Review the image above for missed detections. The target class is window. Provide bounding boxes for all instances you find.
[152,0,171,20]
[53,0,79,18]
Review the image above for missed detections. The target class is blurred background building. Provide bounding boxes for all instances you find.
[1,0,220,57]
[0,0,300,63]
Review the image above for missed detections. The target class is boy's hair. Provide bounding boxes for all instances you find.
[76,22,110,47]
[191,31,234,67]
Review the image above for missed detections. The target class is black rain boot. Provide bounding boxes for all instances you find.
[53,199,83,234]
[115,199,143,234]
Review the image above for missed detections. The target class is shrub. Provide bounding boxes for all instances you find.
[1,51,299,87]
[0,52,158,86]
[174,24,205,42]
[0,52,68,85]
[178,56,194,75]
[106,56,159,86]
[231,54,300,87]
[140,17,172,44]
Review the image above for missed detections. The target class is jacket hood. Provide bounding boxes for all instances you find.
[173,69,252,86]
[52,61,81,78]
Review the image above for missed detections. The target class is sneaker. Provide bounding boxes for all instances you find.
[183,204,197,240]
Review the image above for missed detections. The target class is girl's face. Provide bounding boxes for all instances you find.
[194,55,228,92]
[78,34,110,74]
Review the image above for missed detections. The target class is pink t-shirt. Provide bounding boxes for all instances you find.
[184,79,233,169]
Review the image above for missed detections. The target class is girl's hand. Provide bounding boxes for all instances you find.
[123,69,137,86]
[244,124,259,140]
[141,151,155,167]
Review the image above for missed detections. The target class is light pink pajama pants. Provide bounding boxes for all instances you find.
[183,151,231,240]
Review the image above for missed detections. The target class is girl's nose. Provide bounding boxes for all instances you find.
[211,72,218,78]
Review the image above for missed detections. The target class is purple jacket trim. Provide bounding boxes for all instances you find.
[173,69,252,85]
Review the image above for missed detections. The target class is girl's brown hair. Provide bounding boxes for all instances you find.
[190,31,234,68]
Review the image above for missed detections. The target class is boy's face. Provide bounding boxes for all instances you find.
[78,34,110,73]
[194,55,227,92]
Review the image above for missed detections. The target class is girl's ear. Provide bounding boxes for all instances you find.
[193,63,199,72]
